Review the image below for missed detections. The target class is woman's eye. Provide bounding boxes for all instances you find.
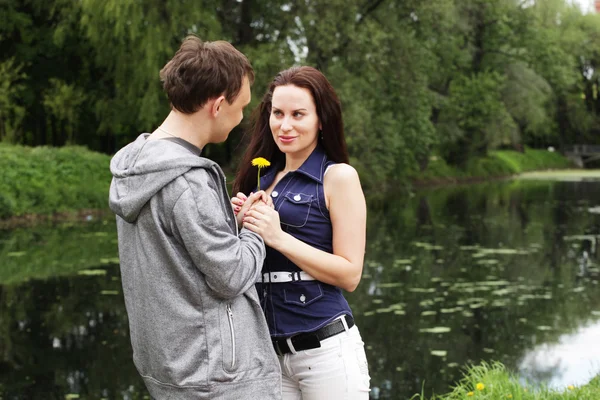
[293,112,303,117]
[273,110,282,116]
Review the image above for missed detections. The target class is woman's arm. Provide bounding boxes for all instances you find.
[243,164,366,292]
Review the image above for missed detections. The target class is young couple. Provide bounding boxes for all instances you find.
[109,35,369,400]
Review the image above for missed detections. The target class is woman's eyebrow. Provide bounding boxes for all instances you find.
[271,106,308,112]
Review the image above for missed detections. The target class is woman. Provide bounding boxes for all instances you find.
[232,66,370,400]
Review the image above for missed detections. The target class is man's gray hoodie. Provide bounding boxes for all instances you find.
[109,134,281,400]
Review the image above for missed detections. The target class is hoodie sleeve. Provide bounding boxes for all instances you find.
[172,176,265,300]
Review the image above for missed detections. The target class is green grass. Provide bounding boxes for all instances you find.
[414,362,600,400]
[0,144,112,219]
[412,149,573,185]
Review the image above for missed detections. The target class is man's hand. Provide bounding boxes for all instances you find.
[231,191,272,228]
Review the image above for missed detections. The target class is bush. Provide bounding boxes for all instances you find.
[0,144,111,218]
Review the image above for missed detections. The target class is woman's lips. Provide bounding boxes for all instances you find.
[279,136,296,144]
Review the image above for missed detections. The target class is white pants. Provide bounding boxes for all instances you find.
[278,325,371,400]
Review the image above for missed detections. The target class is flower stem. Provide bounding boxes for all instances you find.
[257,168,261,191]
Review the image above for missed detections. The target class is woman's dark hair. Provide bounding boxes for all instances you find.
[233,66,348,195]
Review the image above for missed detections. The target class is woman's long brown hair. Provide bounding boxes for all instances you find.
[233,66,349,195]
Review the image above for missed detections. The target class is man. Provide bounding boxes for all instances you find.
[108,36,281,399]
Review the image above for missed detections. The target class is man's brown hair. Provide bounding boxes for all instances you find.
[160,36,254,114]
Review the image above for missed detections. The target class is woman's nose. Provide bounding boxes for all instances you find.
[281,117,292,131]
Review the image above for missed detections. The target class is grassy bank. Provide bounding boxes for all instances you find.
[411,148,572,186]
[0,144,112,219]
[415,362,600,399]
[0,144,576,221]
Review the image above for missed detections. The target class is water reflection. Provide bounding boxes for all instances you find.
[0,179,599,399]
[519,320,600,388]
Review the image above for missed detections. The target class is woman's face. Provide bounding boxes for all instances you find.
[269,84,320,159]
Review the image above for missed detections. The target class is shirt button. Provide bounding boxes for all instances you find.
[271,191,278,198]
[300,294,306,303]
[293,194,301,201]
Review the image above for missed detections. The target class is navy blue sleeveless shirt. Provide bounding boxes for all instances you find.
[255,145,353,337]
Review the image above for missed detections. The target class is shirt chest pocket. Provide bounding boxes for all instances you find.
[278,192,313,228]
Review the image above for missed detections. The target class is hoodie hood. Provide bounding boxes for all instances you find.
[109,134,215,222]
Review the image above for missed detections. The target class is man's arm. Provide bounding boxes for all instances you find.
[172,177,265,299]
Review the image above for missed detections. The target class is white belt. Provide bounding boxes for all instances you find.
[256,271,316,283]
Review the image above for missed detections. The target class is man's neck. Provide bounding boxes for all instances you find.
[155,110,211,149]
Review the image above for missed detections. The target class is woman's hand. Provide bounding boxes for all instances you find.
[231,191,272,228]
[243,204,284,247]
[231,192,248,227]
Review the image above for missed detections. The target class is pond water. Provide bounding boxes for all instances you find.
[1,177,599,399]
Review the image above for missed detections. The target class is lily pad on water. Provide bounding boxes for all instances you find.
[440,307,463,314]
[472,248,530,258]
[419,327,451,334]
[78,269,107,276]
[411,242,444,251]
[421,311,437,316]
[393,259,413,266]
[100,257,120,264]
[7,251,26,257]
[431,350,447,357]
[470,302,487,309]
[363,311,375,317]
[537,325,552,331]
[100,290,119,295]
[409,288,436,293]
[459,245,481,251]
[476,259,500,265]
[491,299,510,307]
[377,282,403,288]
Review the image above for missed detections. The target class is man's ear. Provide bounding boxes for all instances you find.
[210,95,226,117]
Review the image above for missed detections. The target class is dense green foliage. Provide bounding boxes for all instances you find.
[416,362,600,399]
[0,144,111,218]
[1,0,599,189]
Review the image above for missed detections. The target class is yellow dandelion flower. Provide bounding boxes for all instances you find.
[467,392,474,397]
[567,385,575,390]
[251,157,271,190]
[476,383,485,391]
[507,394,513,399]
[252,157,271,168]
